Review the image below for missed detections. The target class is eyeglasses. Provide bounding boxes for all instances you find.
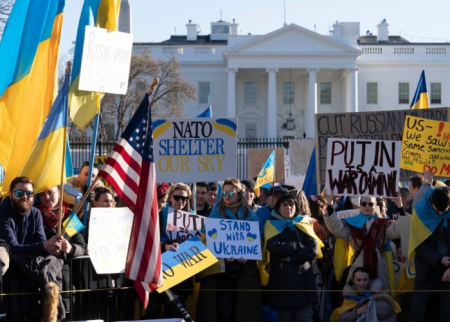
[13,190,34,198]
[360,201,375,208]
[172,195,189,202]
[222,190,236,197]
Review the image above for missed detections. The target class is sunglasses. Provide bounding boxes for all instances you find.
[13,190,34,198]
[360,201,375,208]
[172,195,189,202]
[222,190,236,197]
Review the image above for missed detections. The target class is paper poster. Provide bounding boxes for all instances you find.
[166,208,205,243]
[325,138,400,197]
[152,118,237,182]
[88,207,133,274]
[205,218,262,260]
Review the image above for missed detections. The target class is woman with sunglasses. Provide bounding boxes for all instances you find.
[323,194,402,294]
[197,178,262,322]
[264,193,322,322]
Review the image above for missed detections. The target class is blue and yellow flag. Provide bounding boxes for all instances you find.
[408,188,450,259]
[18,68,70,193]
[302,148,317,197]
[254,150,275,196]
[63,212,86,237]
[197,106,212,118]
[0,0,65,195]
[410,70,429,110]
[69,0,121,130]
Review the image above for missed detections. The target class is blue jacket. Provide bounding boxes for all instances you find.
[255,205,272,237]
[0,197,47,255]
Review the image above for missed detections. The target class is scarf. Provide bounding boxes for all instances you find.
[36,202,70,228]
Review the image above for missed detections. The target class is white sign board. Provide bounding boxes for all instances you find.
[152,118,238,182]
[88,207,133,274]
[326,138,401,197]
[79,26,133,94]
[205,218,262,260]
[336,209,360,220]
[166,208,205,243]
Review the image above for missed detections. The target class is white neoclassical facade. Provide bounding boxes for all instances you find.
[133,19,450,139]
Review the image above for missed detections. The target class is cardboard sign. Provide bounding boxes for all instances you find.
[316,108,450,185]
[88,207,133,274]
[336,209,360,220]
[205,218,262,260]
[248,148,285,182]
[166,208,205,243]
[79,26,133,94]
[401,116,450,177]
[157,237,218,293]
[326,138,400,197]
[152,118,237,183]
[284,155,305,188]
[288,139,315,174]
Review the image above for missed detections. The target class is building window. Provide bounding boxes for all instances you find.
[366,82,378,104]
[398,82,409,104]
[245,82,257,105]
[320,83,332,104]
[430,82,442,104]
[198,82,210,105]
[283,82,294,105]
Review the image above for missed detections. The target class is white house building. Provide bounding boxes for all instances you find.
[133,19,450,139]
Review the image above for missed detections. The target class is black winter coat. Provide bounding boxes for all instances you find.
[267,220,318,309]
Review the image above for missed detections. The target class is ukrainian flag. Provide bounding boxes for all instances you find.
[197,106,212,118]
[410,70,429,110]
[254,150,275,196]
[63,212,86,237]
[408,189,450,259]
[18,68,70,193]
[0,0,65,196]
[259,216,324,286]
[69,0,122,130]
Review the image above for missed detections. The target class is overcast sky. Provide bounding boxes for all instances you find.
[59,0,450,54]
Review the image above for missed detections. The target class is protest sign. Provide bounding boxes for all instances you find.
[316,108,449,185]
[326,138,400,197]
[152,118,237,182]
[88,207,133,274]
[336,209,360,220]
[166,208,205,243]
[288,139,315,174]
[401,116,450,177]
[157,237,218,293]
[248,148,285,182]
[205,218,262,260]
[79,26,133,95]
[284,155,305,188]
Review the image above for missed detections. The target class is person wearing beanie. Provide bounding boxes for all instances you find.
[241,179,260,211]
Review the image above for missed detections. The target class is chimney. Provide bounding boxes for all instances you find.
[230,18,238,35]
[186,20,198,41]
[377,19,389,42]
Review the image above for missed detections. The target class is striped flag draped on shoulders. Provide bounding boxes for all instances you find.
[98,93,162,285]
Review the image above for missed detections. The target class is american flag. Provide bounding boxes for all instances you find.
[98,93,162,286]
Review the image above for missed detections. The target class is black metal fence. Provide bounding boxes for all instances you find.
[70,138,312,180]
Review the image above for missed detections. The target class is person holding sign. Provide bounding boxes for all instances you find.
[36,186,87,313]
[197,177,262,322]
[323,194,402,294]
[264,193,322,322]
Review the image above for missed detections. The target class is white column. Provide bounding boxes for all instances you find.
[348,67,359,112]
[227,68,238,117]
[305,68,319,139]
[266,68,278,138]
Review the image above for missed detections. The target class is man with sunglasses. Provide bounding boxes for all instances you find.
[408,187,450,321]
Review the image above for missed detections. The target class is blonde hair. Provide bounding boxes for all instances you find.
[291,189,312,217]
[41,282,60,322]
[169,182,192,211]
[217,178,250,219]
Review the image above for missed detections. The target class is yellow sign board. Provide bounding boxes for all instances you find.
[401,116,450,176]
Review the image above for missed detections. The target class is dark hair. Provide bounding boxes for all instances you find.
[348,267,370,286]
[81,161,99,171]
[196,182,209,191]
[10,177,34,192]
[400,187,411,198]
[208,182,218,192]
[94,187,113,201]
[430,187,450,212]
[274,194,299,215]
[409,174,424,189]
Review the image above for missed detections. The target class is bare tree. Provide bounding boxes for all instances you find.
[0,0,14,37]
[100,53,196,141]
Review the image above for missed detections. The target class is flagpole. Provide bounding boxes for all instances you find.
[58,62,71,236]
